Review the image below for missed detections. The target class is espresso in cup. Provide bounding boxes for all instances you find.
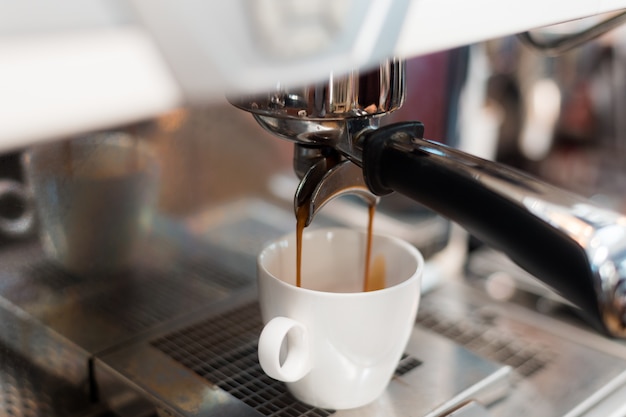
[296,202,385,292]
[257,228,422,409]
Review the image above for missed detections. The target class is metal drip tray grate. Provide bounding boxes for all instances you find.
[152,302,422,417]
[179,255,253,291]
[152,303,334,416]
[80,271,221,334]
[0,344,106,417]
[0,237,257,354]
[22,260,86,292]
[417,302,553,378]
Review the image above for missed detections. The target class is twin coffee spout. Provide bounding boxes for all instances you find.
[230,59,626,338]
[293,146,378,227]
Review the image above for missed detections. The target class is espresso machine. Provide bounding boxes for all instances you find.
[6,2,626,416]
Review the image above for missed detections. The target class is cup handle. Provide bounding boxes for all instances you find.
[0,180,34,238]
[258,316,312,382]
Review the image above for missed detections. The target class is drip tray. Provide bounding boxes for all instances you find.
[0,342,115,417]
[95,295,511,417]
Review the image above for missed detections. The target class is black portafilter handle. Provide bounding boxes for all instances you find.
[361,121,626,337]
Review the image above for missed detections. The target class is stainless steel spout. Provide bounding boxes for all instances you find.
[295,156,379,227]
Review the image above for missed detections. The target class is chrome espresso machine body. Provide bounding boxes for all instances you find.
[5,2,626,417]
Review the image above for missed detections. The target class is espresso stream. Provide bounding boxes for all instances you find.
[296,203,385,292]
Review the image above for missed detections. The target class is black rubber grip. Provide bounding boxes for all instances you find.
[362,121,606,334]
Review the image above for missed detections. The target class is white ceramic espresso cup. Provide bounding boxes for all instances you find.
[257,227,423,410]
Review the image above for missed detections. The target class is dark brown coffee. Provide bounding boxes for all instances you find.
[295,202,308,289]
[296,201,385,292]
[363,203,386,291]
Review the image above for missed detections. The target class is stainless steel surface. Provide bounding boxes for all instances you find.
[0,203,268,411]
[229,58,404,147]
[93,200,626,417]
[89,200,508,417]
[420,281,626,417]
[517,11,626,56]
[0,342,112,417]
[4,195,626,415]
[229,59,404,194]
[0,231,245,353]
[96,298,510,417]
[442,401,490,417]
